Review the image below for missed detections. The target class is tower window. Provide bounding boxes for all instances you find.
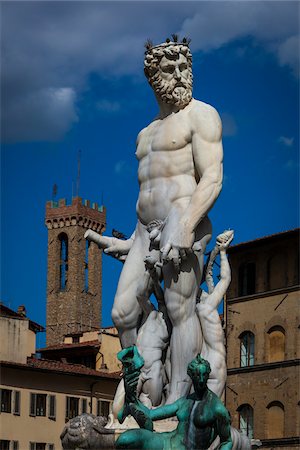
[240,331,255,367]
[238,262,256,296]
[59,233,68,290]
[238,404,254,438]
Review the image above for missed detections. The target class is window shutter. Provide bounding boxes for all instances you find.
[48,395,56,420]
[14,391,20,415]
[81,398,87,414]
[66,397,70,420]
[30,393,36,416]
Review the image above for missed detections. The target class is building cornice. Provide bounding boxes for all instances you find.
[227,285,299,304]
[227,358,300,375]
[0,359,121,380]
[260,437,300,447]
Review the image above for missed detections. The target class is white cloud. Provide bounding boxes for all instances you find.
[278,136,294,147]
[3,87,78,142]
[1,1,299,143]
[96,100,121,114]
[277,35,300,76]
[178,2,299,70]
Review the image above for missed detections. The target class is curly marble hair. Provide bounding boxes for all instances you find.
[144,40,192,80]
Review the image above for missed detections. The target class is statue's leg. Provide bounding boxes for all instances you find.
[111,223,150,348]
[142,361,164,406]
[163,218,212,404]
[163,252,202,403]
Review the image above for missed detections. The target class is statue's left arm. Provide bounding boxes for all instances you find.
[162,106,223,259]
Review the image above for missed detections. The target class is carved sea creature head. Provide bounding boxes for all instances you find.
[187,355,211,392]
[144,37,193,107]
[60,413,115,449]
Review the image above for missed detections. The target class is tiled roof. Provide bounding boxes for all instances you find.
[227,228,299,252]
[1,358,121,379]
[38,340,100,352]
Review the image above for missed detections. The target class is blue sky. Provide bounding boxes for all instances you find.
[1,1,299,347]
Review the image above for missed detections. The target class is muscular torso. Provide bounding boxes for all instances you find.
[136,101,198,225]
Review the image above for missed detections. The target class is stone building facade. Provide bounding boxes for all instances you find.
[45,197,106,345]
[0,304,120,450]
[225,229,300,449]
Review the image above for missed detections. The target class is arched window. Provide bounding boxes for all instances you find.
[266,401,284,438]
[84,240,90,292]
[59,233,68,290]
[240,331,255,367]
[238,262,256,296]
[238,404,254,438]
[267,326,285,362]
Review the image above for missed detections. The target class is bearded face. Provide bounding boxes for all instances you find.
[148,53,193,108]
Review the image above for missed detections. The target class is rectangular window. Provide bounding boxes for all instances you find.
[81,398,87,414]
[48,395,56,420]
[48,445,54,450]
[13,391,20,415]
[36,394,46,416]
[30,393,47,417]
[36,444,46,450]
[30,444,46,450]
[66,397,79,420]
[1,389,12,413]
[97,400,110,417]
[0,441,10,450]
[13,442,19,450]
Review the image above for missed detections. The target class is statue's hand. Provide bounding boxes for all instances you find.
[103,237,132,261]
[129,403,153,431]
[85,230,133,262]
[216,230,234,250]
[160,224,195,272]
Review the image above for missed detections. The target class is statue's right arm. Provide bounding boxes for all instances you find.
[84,229,136,261]
[149,400,180,421]
[206,249,231,310]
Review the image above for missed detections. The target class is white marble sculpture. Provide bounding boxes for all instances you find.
[85,37,223,406]
[196,229,234,398]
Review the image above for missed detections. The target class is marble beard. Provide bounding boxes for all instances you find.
[62,38,251,450]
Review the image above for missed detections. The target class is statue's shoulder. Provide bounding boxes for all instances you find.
[208,391,231,420]
[189,99,222,142]
[137,117,159,144]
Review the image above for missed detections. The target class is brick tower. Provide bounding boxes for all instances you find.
[45,197,106,345]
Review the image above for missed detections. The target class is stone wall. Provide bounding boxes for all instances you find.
[225,229,300,446]
[45,197,106,345]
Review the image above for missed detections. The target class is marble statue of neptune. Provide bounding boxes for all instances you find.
[86,37,223,405]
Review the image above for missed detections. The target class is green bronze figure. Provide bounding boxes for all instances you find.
[116,348,232,450]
